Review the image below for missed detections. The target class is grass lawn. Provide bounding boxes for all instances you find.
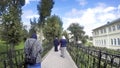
[0,40,7,52]
[15,41,24,50]
[0,40,24,53]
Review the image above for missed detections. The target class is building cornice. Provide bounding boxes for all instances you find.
[92,18,120,31]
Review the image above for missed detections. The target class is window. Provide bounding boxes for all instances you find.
[112,25,116,31]
[109,27,111,32]
[101,29,103,34]
[95,40,97,45]
[118,38,120,45]
[104,39,106,45]
[104,28,106,33]
[111,39,113,45]
[117,24,120,30]
[102,40,103,45]
[97,31,99,35]
[114,38,116,45]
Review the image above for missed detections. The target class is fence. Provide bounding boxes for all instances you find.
[0,49,24,68]
[0,42,53,68]
[67,43,120,68]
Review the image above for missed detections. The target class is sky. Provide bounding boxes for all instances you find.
[22,0,120,36]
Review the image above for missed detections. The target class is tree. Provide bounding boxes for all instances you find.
[43,15,63,42]
[37,0,54,25]
[37,0,54,43]
[62,30,69,42]
[29,18,37,37]
[67,23,86,44]
[0,0,25,67]
[22,25,29,41]
[1,0,25,45]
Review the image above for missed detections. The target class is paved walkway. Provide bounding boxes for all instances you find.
[41,47,78,68]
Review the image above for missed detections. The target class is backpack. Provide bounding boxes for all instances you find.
[25,40,38,65]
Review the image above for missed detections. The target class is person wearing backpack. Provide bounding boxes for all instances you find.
[24,33,43,68]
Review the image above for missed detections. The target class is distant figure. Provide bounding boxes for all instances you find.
[60,36,67,58]
[53,36,59,52]
[24,33,43,68]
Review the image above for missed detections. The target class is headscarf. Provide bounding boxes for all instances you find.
[62,36,66,39]
[31,33,37,39]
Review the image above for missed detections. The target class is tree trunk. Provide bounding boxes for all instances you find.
[37,27,43,44]
[8,43,14,68]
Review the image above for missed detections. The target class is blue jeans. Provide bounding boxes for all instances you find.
[27,63,41,68]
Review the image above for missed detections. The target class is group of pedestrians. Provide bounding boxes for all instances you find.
[24,32,67,68]
[53,36,67,58]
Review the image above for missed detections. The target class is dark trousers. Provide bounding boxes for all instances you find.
[54,45,58,51]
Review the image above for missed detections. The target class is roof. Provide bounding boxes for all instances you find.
[92,18,120,31]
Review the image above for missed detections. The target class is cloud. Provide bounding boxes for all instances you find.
[25,0,31,5]
[22,10,39,30]
[25,0,39,5]
[26,15,39,19]
[76,0,87,6]
[22,10,39,19]
[63,4,120,36]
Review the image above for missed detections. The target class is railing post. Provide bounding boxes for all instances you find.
[75,44,79,67]
[98,50,101,68]
[3,60,7,68]
[110,57,114,68]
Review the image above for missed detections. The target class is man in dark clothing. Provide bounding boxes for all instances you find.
[53,37,59,52]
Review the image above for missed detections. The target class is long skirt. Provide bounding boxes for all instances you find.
[27,63,41,68]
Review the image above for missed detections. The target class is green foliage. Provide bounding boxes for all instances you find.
[15,41,24,50]
[0,0,25,46]
[29,18,37,37]
[0,0,25,14]
[37,0,54,25]
[21,25,29,41]
[43,15,63,42]
[62,30,69,42]
[67,23,86,43]
[68,43,120,68]
[0,40,7,52]
[0,0,9,14]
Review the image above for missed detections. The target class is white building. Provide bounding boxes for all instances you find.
[92,18,120,49]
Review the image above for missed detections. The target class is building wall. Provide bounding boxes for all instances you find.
[92,19,120,49]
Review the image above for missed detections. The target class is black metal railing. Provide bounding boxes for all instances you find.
[67,43,120,68]
[0,42,53,68]
[0,49,24,68]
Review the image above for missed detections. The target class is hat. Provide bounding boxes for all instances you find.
[31,33,37,39]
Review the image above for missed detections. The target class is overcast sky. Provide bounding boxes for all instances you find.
[22,0,120,36]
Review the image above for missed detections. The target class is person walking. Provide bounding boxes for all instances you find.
[60,36,67,58]
[53,36,59,52]
[24,33,43,68]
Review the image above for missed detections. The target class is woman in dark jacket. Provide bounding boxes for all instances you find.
[53,36,59,52]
